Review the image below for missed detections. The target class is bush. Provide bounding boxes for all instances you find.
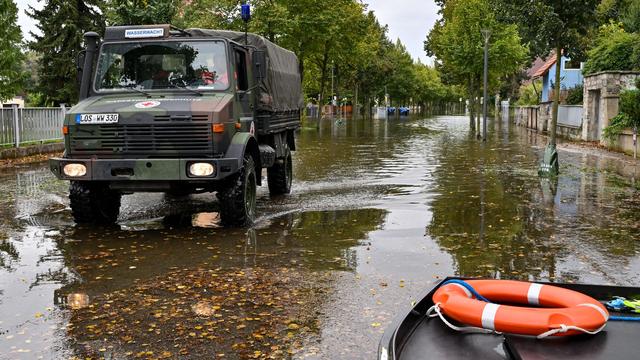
[603,113,632,143]
[515,80,541,106]
[565,85,583,105]
[619,79,640,121]
[583,23,640,75]
[602,79,640,142]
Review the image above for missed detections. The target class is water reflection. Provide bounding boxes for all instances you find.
[426,117,640,283]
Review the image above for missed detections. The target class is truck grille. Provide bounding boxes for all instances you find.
[69,123,213,157]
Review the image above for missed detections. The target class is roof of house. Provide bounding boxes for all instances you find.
[525,57,546,79]
[532,53,557,78]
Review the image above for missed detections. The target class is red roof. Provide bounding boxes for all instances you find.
[532,53,557,78]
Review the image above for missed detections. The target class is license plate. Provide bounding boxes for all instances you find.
[76,113,119,124]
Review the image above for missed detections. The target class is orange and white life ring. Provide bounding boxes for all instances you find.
[430,280,609,337]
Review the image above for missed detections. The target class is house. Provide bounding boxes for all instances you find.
[516,53,585,138]
[532,53,584,103]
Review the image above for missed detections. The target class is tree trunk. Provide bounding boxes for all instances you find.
[318,44,329,115]
[354,83,359,118]
[468,76,475,130]
[298,55,305,84]
[476,85,482,138]
[550,44,562,146]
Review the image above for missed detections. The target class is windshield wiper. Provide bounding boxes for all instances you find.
[168,83,203,96]
[123,85,152,97]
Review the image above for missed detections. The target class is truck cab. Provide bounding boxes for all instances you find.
[49,25,302,226]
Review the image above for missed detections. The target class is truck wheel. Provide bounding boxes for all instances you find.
[267,149,292,195]
[218,155,257,227]
[69,181,121,224]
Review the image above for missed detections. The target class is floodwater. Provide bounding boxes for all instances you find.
[1,115,639,359]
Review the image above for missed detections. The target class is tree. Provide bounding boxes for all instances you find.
[28,0,105,105]
[426,0,527,130]
[596,0,640,32]
[177,0,457,116]
[0,0,26,101]
[491,0,599,175]
[107,0,178,25]
[583,23,640,74]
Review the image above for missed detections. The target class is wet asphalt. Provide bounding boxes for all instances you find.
[0,115,639,359]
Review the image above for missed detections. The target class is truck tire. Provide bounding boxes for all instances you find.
[218,155,257,227]
[69,181,121,224]
[267,149,292,195]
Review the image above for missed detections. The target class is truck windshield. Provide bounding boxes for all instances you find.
[94,41,229,92]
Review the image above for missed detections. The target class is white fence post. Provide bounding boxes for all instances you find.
[12,104,20,147]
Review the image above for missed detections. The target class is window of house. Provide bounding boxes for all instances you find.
[564,59,581,70]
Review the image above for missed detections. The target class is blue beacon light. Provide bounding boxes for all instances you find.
[241,3,251,22]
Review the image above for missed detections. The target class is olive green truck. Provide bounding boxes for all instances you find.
[49,25,302,226]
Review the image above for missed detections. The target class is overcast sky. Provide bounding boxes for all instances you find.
[16,0,438,63]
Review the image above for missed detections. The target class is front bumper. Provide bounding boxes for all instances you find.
[49,157,239,181]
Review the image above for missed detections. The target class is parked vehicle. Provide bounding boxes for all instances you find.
[49,25,303,226]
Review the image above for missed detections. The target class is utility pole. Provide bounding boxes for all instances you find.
[331,61,335,116]
[385,85,389,121]
[481,29,491,142]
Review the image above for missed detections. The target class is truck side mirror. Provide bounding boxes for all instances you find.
[253,50,267,82]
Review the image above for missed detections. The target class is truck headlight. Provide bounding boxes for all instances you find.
[189,163,215,177]
[63,163,87,177]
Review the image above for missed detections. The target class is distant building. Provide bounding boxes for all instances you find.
[532,52,584,103]
[1,96,25,108]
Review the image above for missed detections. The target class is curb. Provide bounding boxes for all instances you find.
[0,143,64,160]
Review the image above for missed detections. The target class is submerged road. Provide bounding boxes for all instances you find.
[1,115,639,359]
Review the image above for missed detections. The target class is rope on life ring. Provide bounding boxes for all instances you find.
[427,279,610,339]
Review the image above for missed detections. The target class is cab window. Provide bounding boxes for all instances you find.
[234,49,248,91]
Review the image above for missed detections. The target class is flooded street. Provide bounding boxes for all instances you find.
[1,115,640,359]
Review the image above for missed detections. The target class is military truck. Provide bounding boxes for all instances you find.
[49,25,303,226]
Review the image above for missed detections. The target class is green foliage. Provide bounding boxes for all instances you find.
[603,79,640,142]
[22,0,458,109]
[426,0,528,116]
[515,81,541,106]
[603,113,633,142]
[583,23,640,74]
[107,0,178,25]
[492,0,599,60]
[565,85,583,105]
[597,0,640,32]
[179,0,458,111]
[27,0,105,105]
[492,0,598,147]
[621,0,640,32]
[619,79,640,124]
[0,0,27,101]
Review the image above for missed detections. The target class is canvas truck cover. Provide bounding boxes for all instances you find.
[186,29,303,113]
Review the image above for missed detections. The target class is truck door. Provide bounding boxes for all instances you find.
[234,47,253,120]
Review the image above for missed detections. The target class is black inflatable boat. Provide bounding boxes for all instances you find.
[378,277,640,360]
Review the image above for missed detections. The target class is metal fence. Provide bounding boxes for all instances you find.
[557,105,583,128]
[0,105,67,147]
